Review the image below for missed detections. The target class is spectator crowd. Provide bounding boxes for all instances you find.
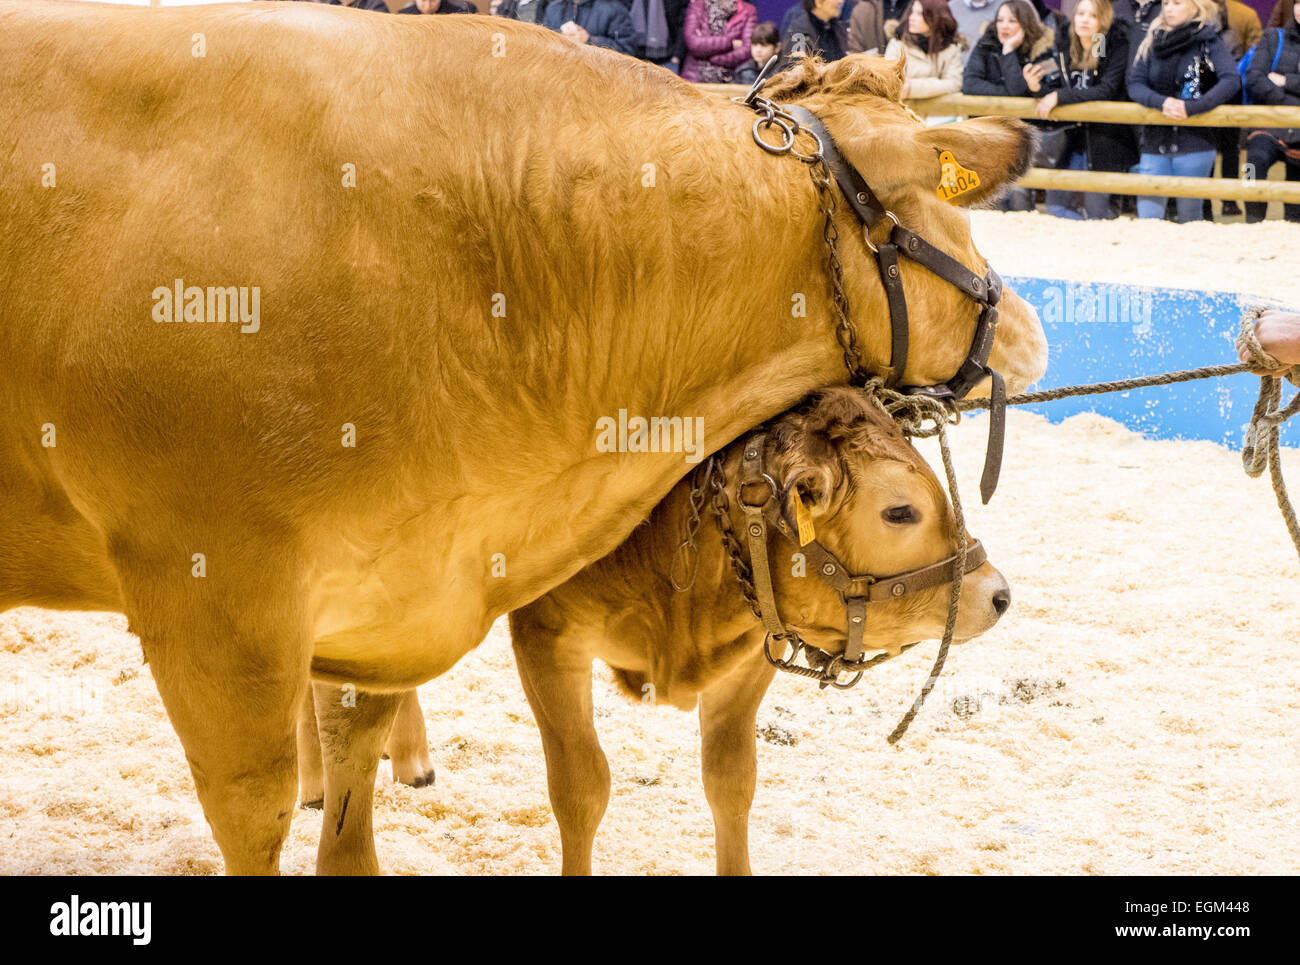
[293,0,1300,223]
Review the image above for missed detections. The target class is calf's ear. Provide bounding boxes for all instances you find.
[914,116,1036,208]
[785,466,837,519]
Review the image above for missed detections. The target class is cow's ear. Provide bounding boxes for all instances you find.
[914,116,1036,207]
[785,465,838,520]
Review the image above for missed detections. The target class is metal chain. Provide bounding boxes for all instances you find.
[741,91,868,386]
[704,455,763,620]
[807,158,868,386]
[669,460,711,591]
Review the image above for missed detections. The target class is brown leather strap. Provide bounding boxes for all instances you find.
[738,434,788,638]
[764,496,986,602]
[889,226,990,303]
[876,242,908,388]
[843,596,867,663]
[980,370,1006,505]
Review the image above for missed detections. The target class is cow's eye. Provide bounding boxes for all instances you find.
[882,505,918,525]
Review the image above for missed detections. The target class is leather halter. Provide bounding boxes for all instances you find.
[734,430,987,689]
[739,71,1009,503]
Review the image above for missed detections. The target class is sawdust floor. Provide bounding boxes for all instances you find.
[3,405,1297,875]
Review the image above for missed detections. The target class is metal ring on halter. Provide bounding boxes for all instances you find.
[753,116,796,155]
[763,633,799,669]
[829,669,865,690]
[738,471,780,509]
[788,126,824,165]
[862,210,902,254]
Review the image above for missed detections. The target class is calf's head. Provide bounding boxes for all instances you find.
[749,388,1009,656]
[761,55,1048,396]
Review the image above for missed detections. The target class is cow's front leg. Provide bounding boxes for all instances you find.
[313,683,404,876]
[384,689,436,788]
[120,538,310,876]
[699,649,776,876]
[510,609,608,876]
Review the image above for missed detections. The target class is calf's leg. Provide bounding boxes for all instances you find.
[510,608,608,876]
[699,651,776,876]
[384,689,436,788]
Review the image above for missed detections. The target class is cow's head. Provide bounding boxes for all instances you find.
[756,388,1009,655]
[762,55,1048,395]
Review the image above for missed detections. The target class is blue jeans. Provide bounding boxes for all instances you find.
[1045,152,1115,220]
[1136,150,1217,222]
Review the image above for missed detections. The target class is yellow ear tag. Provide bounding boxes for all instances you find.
[794,493,817,547]
[936,151,980,202]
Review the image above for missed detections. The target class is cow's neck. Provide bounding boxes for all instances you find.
[465,98,879,618]
[600,463,769,708]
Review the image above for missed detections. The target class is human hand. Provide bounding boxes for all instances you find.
[733,38,744,48]
[1035,90,1058,118]
[1241,310,1300,368]
[1023,61,1044,92]
[1002,27,1024,55]
[1269,71,1286,87]
[1161,97,1187,119]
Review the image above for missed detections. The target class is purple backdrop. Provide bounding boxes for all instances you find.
[748,0,1281,34]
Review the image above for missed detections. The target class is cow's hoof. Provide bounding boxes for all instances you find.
[395,767,436,789]
[300,797,324,811]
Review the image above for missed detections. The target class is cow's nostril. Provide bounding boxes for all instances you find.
[992,588,1011,616]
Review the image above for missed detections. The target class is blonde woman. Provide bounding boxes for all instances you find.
[1031,0,1137,218]
[1126,0,1242,221]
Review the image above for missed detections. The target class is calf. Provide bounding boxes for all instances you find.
[508,388,1010,875]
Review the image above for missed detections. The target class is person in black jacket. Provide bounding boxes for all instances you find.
[542,0,639,55]
[1243,0,1300,221]
[964,1,1056,209]
[326,0,391,11]
[1032,0,1136,218]
[964,0,1058,95]
[398,0,476,12]
[1127,0,1242,221]
[780,0,850,66]
[493,0,547,21]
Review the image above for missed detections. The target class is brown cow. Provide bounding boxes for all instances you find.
[0,2,1045,874]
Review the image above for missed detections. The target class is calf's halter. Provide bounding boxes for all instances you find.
[689,429,987,691]
[737,65,1009,503]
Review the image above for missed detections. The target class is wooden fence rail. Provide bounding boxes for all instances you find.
[697,85,1300,204]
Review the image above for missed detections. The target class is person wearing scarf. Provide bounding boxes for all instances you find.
[1127,0,1241,221]
[682,0,758,82]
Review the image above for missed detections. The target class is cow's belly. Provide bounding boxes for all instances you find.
[306,548,493,692]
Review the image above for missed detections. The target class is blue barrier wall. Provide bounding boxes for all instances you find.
[1004,276,1288,448]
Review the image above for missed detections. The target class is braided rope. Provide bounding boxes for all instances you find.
[956,309,1300,564]
[852,378,967,743]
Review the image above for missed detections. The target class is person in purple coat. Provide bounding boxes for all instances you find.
[681,0,758,82]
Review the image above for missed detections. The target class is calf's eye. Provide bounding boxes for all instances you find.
[882,505,918,525]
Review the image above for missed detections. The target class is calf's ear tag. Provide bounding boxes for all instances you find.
[794,493,817,547]
[936,151,980,202]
